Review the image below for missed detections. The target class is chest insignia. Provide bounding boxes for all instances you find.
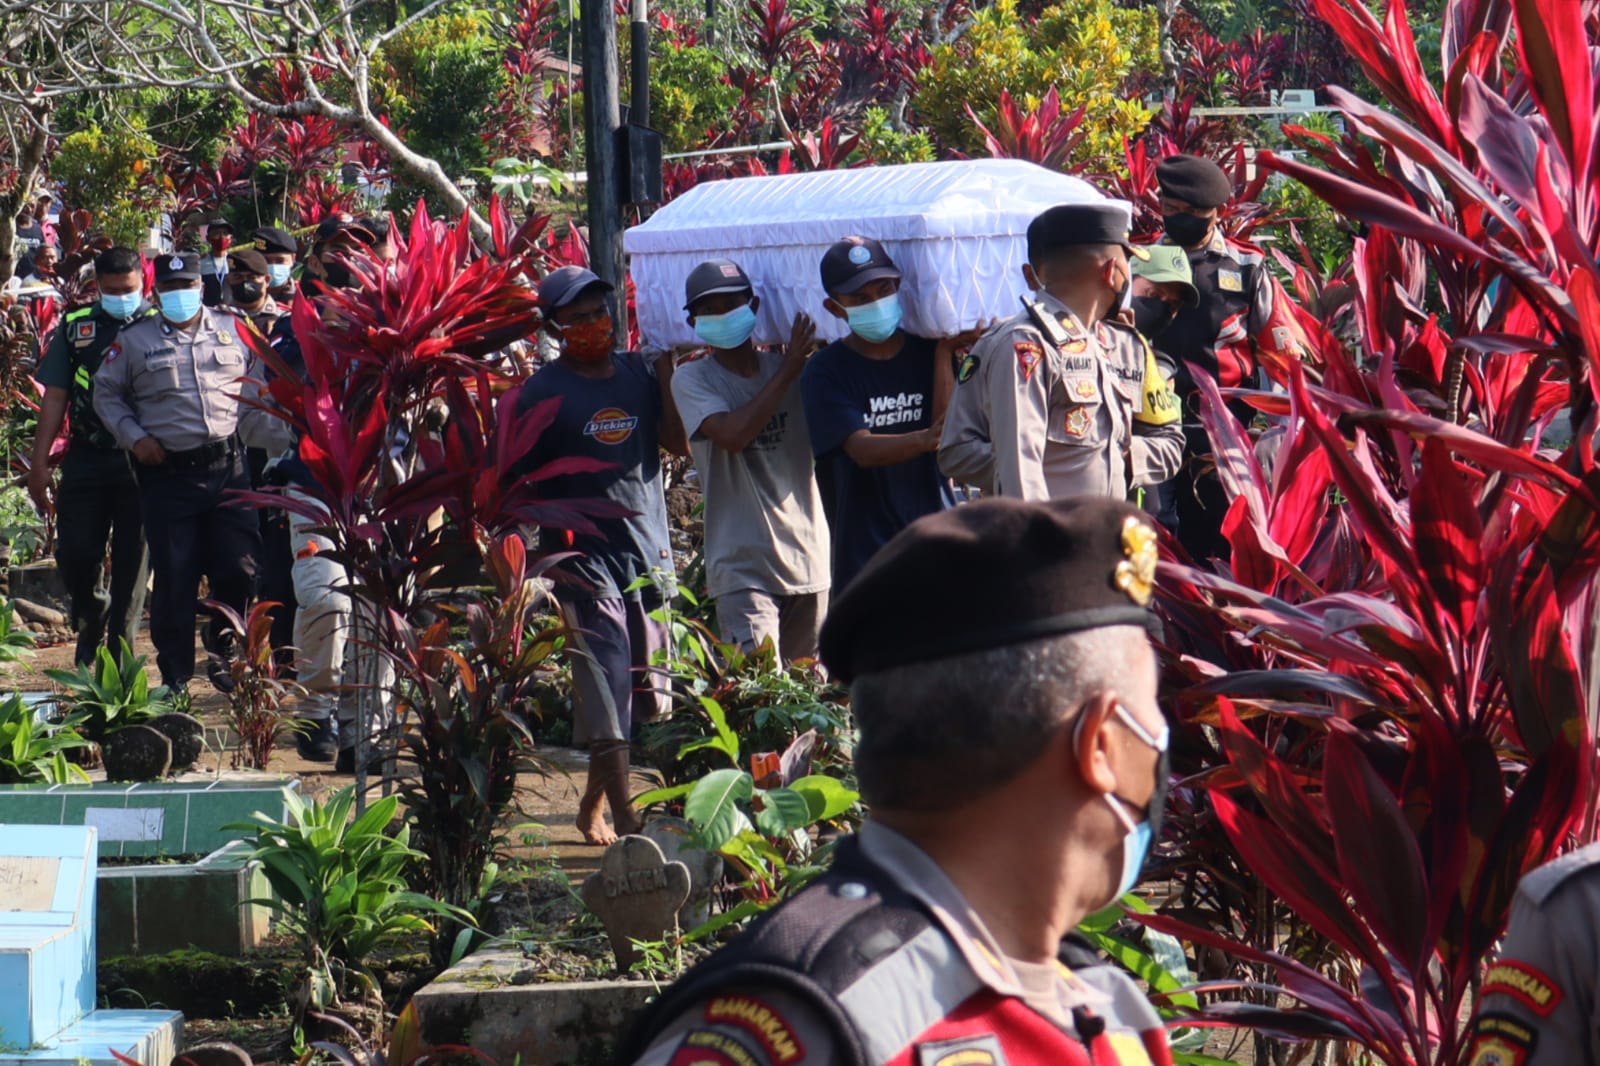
[1073,378,1100,401]
[1218,270,1243,293]
[1062,337,1089,355]
[583,407,639,445]
[1014,340,1043,383]
[916,1034,1007,1066]
[1064,406,1093,438]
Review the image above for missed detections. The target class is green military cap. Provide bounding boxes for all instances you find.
[1132,245,1199,307]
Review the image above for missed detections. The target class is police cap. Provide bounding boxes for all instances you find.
[1155,154,1234,209]
[206,216,234,234]
[1027,203,1148,264]
[226,249,270,277]
[538,265,613,310]
[819,496,1161,683]
[820,236,901,296]
[154,254,202,283]
[684,259,753,310]
[252,226,298,255]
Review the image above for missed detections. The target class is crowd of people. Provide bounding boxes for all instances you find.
[12,152,1595,1066]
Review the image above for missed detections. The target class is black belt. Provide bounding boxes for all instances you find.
[162,437,239,471]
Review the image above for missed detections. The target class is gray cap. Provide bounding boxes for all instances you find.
[684,258,753,310]
[538,265,612,310]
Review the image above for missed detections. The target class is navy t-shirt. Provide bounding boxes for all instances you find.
[515,354,675,601]
[800,333,954,589]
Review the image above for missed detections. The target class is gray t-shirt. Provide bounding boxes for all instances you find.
[671,350,830,599]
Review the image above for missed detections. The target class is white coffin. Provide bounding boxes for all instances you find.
[624,159,1123,348]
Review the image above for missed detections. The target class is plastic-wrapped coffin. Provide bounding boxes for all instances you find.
[625,159,1127,349]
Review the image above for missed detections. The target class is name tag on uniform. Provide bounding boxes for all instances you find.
[1218,270,1243,292]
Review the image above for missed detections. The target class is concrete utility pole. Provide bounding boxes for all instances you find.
[579,0,626,340]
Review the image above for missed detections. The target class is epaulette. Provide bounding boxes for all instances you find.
[1518,841,1600,907]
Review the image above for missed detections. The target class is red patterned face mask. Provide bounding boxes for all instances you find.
[557,316,615,362]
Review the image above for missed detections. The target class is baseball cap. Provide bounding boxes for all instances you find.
[684,259,753,310]
[820,236,901,296]
[226,249,270,277]
[538,265,613,310]
[313,214,376,246]
[252,226,298,255]
[1132,245,1199,307]
[1027,203,1149,263]
[154,254,202,283]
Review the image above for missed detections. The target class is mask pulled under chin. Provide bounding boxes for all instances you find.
[558,316,616,361]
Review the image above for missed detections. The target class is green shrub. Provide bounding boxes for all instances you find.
[50,122,167,247]
[45,640,169,744]
[0,693,88,784]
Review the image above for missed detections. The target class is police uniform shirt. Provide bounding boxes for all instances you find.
[937,327,999,494]
[631,821,1172,1066]
[224,294,282,338]
[1467,841,1600,1066]
[981,293,1182,502]
[35,300,154,450]
[92,306,253,452]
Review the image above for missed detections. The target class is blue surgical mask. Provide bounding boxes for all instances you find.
[100,292,142,321]
[844,293,903,343]
[693,304,758,350]
[267,263,292,288]
[1087,702,1170,906]
[158,288,202,324]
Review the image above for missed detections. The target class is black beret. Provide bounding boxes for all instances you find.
[1027,203,1148,263]
[1155,154,1234,209]
[226,248,270,276]
[819,497,1161,683]
[252,226,298,255]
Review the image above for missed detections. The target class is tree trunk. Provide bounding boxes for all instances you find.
[0,110,51,286]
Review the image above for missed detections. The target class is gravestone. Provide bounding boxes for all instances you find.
[149,714,204,773]
[0,825,181,1066]
[101,726,172,782]
[641,818,723,927]
[580,835,691,972]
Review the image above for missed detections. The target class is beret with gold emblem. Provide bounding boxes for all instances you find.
[819,496,1161,682]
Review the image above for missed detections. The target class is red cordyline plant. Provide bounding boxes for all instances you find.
[968,86,1088,173]
[1141,0,1600,1061]
[240,198,628,957]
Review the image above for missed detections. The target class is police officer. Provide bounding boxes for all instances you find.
[27,246,152,667]
[1466,842,1600,1065]
[621,496,1176,1066]
[939,203,1183,500]
[1150,154,1305,560]
[252,226,299,310]
[93,253,262,693]
[221,248,282,334]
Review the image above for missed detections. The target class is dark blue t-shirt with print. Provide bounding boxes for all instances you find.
[515,353,675,601]
[800,332,954,590]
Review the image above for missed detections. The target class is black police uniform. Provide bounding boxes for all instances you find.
[35,302,153,665]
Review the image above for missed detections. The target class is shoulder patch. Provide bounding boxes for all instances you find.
[1518,841,1600,906]
[72,320,97,344]
[1014,340,1043,383]
[703,995,804,1065]
[104,343,121,364]
[1470,1014,1536,1066]
[1482,961,1562,1016]
[956,352,981,384]
[670,1028,763,1066]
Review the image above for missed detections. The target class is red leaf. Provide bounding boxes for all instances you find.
[1410,439,1484,639]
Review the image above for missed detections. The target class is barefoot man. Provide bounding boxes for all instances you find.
[514,266,688,845]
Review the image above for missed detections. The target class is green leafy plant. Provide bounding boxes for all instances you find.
[637,695,860,909]
[228,788,471,1015]
[0,599,37,664]
[0,693,89,784]
[49,121,167,248]
[45,640,170,744]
